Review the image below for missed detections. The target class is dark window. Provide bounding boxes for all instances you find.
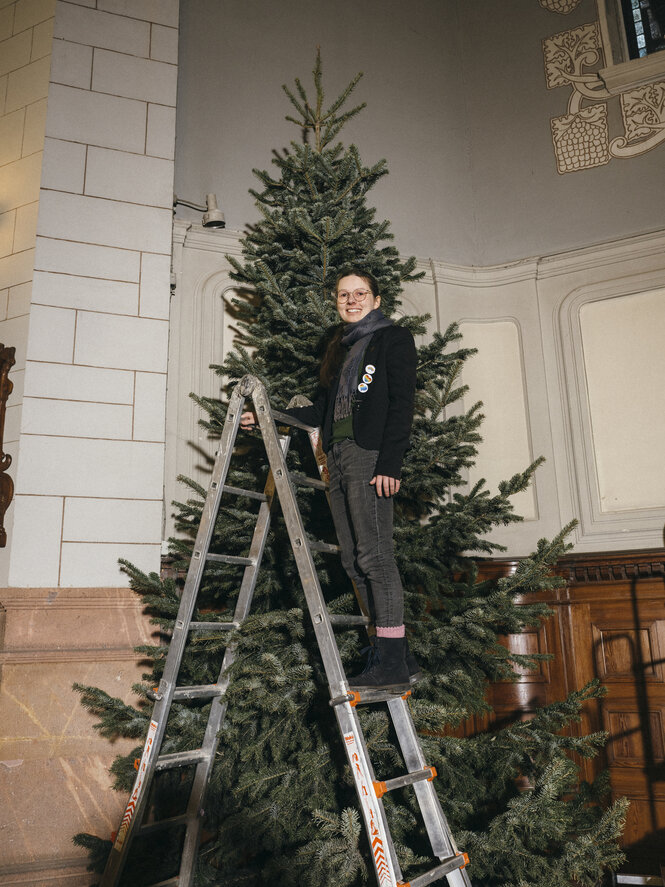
[620,0,665,58]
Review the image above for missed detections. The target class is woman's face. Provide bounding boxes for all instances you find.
[335,274,381,324]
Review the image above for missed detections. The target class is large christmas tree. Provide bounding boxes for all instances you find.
[75,53,626,886]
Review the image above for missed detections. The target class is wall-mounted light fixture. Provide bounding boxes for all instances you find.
[173,193,225,228]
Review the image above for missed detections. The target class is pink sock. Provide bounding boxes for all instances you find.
[376,624,405,638]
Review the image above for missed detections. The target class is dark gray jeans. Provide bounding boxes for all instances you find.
[327,440,404,628]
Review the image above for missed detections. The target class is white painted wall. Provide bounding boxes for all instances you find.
[168,226,665,556]
[1,0,180,587]
[579,290,665,513]
[174,0,665,267]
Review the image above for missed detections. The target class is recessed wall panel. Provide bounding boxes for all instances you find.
[459,320,536,520]
[579,290,665,512]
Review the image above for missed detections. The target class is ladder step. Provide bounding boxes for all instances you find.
[398,853,469,887]
[155,749,209,770]
[189,621,239,631]
[220,483,267,502]
[288,470,328,491]
[330,688,411,707]
[309,539,341,554]
[137,813,188,836]
[204,552,255,566]
[146,684,223,702]
[147,879,180,887]
[172,684,225,701]
[328,614,370,626]
[271,408,315,432]
[374,766,436,798]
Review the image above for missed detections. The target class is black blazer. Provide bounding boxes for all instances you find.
[284,325,417,478]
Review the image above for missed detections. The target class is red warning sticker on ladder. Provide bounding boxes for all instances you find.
[343,731,396,887]
[114,719,159,851]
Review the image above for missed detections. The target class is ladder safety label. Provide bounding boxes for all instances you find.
[344,731,395,887]
[114,719,159,851]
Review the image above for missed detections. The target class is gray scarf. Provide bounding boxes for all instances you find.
[333,308,393,421]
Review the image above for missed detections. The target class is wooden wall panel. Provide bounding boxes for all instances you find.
[478,548,665,876]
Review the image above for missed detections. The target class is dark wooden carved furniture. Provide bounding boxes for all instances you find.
[480,549,665,876]
[0,344,15,547]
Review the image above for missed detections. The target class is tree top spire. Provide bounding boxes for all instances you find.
[282,48,367,152]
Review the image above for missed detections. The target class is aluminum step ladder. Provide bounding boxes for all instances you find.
[100,374,472,887]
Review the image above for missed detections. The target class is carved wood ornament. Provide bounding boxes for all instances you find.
[0,344,16,547]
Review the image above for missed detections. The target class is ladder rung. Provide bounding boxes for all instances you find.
[137,813,188,836]
[398,853,469,887]
[147,879,179,887]
[172,684,225,701]
[147,684,223,702]
[330,688,412,707]
[221,483,267,502]
[288,471,328,491]
[328,614,370,626]
[155,749,209,770]
[189,621,239,631]
[374,766,436,798]
[205,553,255,566]
[309,539,341,554]
[271,408,316,431]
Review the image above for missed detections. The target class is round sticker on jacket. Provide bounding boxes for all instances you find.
[358,382,369,393]
[365,364,375,374]
[362,373,372,384]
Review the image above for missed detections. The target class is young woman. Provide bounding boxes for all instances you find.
[241,269,418,691]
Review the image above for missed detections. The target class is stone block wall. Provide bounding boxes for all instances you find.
[0,2,180,883]
[4,0,179,588]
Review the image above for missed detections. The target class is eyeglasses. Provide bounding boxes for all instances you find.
[336,289,373,303]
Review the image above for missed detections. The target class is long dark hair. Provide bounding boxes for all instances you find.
[319,269,379,387]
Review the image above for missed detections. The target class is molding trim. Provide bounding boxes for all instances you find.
[0,855,90,879]
[0,646,144,664]
[537,227,665,278]
[427,256,539,288]
[173,220,245,256]
[599,51,665,93]
[190,227,665,286]
[557,547,665,583]
[475,548,665,584]
[0,587,143,608]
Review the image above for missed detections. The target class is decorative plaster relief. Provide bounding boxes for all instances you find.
[539,0,584,13]
[543,23,604,90]
[551,104,610,172]
[613,80,665,155]
[541,9,665,170]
